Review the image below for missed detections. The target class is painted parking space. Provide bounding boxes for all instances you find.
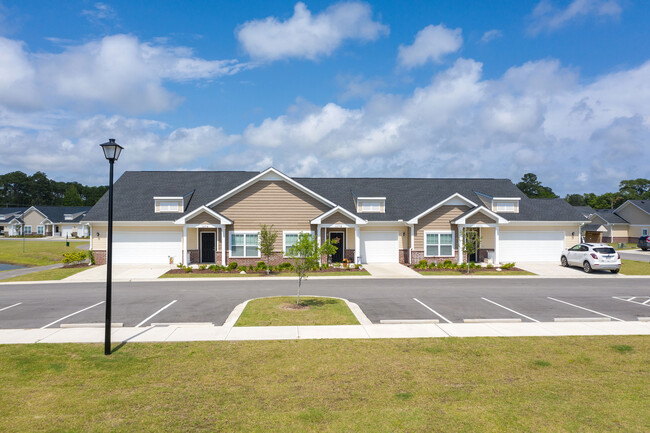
[410,296,531,323]
[478,297,604,322]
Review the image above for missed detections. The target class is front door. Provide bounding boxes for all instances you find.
[466,228,480,262]
[329,232,344,263]
[201,232,216,263]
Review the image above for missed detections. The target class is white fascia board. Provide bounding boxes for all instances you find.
[310,206,366,225]
[82,221,178,226]
[407,193,478,224]
[40,218,53,224]
[362,220,409,227]
[174,205,233,225]
[506,220,588,226]
[492,197,522,201]
[205,167,336,209]
[153,196,184,200]
[454,206,508,224]
[357,197,386,200]
[7,218,21,224]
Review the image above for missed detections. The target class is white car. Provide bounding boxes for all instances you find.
[560,243,621,273]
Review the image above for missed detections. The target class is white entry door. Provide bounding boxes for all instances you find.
[360,231,399,263]
[112,231,182,264]
[499,230,565,262]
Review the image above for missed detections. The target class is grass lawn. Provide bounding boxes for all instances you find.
[235,296,359,326]
[0,266,92,282]
[620,259,650,275]
[419,270,535,276]
[0,336,648,432]
[0,239,88,266]
[159,270,371,278]
[608,242,638,250]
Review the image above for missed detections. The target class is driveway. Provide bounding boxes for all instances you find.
[64,264,174,282]
[516,262,624,278]
[363,263,423,278]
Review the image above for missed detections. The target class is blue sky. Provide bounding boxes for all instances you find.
[1,0,648,194]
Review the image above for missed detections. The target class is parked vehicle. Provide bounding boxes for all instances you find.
[560,243,621,273]
[638,235,650,251]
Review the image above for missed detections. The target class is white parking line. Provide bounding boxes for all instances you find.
[481,298,540,322]
[412,298,452,323]
[547,297,624,322]
[135,300,178,328]
[612,296,650,308]
[0,302,22,312]
[40,301,105,329]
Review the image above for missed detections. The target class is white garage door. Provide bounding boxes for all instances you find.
[360,231,399,263]
[113,231,182,264]
[499,231,565,262]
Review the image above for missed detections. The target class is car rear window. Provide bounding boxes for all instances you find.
[594,248,616,254]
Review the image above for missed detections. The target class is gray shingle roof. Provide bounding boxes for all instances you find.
[83,170,587,223]
[573,205,596,217]
[593,209,629,224]
[629,199,650,214]
[0,206,90,223]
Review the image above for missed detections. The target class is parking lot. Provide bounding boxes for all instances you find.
[0,278,649,329]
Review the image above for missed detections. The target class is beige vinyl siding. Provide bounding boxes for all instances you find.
[92,225,180,251]
[187,212,220,225]
[360,225,409,249]
[590,214,609,225]
[187,227,198,249]
[414,205,470,250]
[612,225,629,238]
[499,225,580,249]
[616,204,650,224]
[322,212,355,225]
[214,180,331,251]
[466,213,497,225]
[629,225,649,237]
[346,227,355,249]
[480,227,495,249]
[23,210,46,230]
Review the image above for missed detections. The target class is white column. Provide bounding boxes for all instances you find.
[355,225,361,263]
[316,224,322,264]
[409,224,415,264]
[221,226,227,266]
[457,225,464,264]
[494,226,500,265]
[182,225,187,265]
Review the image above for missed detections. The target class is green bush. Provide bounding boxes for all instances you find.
[184,266,193,273]
[321,263,329,270]
[255,261,267,271]
[177,263,184,269]
[501,262,516,270]
[61,251,87,265]
[208,264,220,272]
[419,259,428,266]
[278,262,293,270]
[486,264,494,269]
[436,262,444,269]
[198,264,208,271]
[88,250,95,265]
[237,265,247,272]
[227,262,238,271]
[248,265,254,271]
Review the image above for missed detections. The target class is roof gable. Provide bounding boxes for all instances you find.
[453,206,508,224]
[407,193,478,224]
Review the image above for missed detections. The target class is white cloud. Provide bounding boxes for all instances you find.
[398,24,463,68]
[528,0,623,35]
[81,2,117,23]
[236,1,388,61]
[481,29,503,43]
[0,34,246,114]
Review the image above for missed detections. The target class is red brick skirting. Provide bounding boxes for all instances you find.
[410,251,458,264]
[92,250,106,265]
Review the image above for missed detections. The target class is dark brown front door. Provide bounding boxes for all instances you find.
[329,232,344,262]
[201,232,216,263]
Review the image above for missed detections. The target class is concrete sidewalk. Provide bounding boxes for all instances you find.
[0,263,63,281]
[2,320,649,344]
[64,264,174,282]
[363,263,423,278]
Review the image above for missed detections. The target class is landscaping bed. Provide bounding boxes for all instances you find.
[415,267,533,275]
[162,263,368,278]
[235,296,359,326]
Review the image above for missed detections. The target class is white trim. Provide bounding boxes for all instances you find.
[199,230,217,263]
[363,220,409,227]
[36,225,44,235]
[174,206,233,225]
[492,197,521,201]
[453,206,508,224]
[83,221,178,226]
[328,230,346,254]
[23,225,32,235]
[407,193,478,224]
[357,196,386,200]
[423,230,455,258]
[614,200,650,217]
[221,228,227,266]
[310,205,366,225]
[229,231,260,258]
[153,196,184,200]
[206,167,336,209]
[157,200,182,213]
[40,218,53,225]
[506,221,587,226]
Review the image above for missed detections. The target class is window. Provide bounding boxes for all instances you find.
[643,228,648,236]
[425,231,454,257]
[361,202,380,212]
[284,233,299,255]
[159,201,180,212]
[64,215,73,221]
[230,232,259,257]
[24,225,32,235]
[495,202,515,212]
[37,225,44,235]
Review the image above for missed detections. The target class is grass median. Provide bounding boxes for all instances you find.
[620,259,650,275]
[0,266,91,282]
[0,336,648,432]
[0,239,88,266]
[235,296,359,326]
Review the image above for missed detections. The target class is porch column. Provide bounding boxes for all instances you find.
[494,226,500,265]
[182,225,187,265]
[221,226,227,266]
[408,224,415,264]
[457,225,464,264]
[355,225,360,263]
[316,224,322,264]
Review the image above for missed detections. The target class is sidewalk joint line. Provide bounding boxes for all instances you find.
[413,298,452,323]
[40,301,105,329]
[481,298,540,322]
[547,297,624,321]
[135,300,178,328]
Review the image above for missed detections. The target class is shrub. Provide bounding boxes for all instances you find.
[184,266,193,273]
[450,263,458,269]
[443,260,453,269]
[428,262,437,269]
[248,265,254,271]
[436,262,444,269]
[321,263,329,270]
[177,263,184,269]
[61,251,87,265]
[88,250,95,265]
[255,261,267,271]
[355,264,362,269]
[227,262,238,271]
[501,262,516,270]
[208,264,220,272]
[419,259,428,266]
[279,262,293,270]
[486,264,494,269]
[198,264,208,271]
[237,265,247,272]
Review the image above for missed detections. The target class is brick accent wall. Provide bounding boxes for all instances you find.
[603,236,638,244]
[399,249,409,264]
[344,249,355,262]
[477,249,493,262]
[93,250,106,265]
[410,251,458,265]
[188,249,199,264]
[226,252,294,267]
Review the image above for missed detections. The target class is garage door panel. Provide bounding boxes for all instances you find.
[360,231,398,263]
[113,231,182,264]
[499,230,564,262]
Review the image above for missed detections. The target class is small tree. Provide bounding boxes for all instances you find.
[287,233,337,304]
[259,224,278,274]
[461,229,482,274]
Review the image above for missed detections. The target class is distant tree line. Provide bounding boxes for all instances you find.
[516,173,650,209]
[0,171,108,207]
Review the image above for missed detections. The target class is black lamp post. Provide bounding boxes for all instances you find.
[100,138,123,355]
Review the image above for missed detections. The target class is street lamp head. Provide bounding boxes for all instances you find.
[100,138,124,162]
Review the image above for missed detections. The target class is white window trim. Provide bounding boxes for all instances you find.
[424,230,455,257]
[283,231,315,257]
[360,202,381,212]
[158,200,182,212]
[37,225,44,235]
[24,225,32,235]
[229,231,260,258]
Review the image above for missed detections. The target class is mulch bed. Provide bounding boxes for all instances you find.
[62,263,93,269]
[412,266,526,273]
[164,267,365,276]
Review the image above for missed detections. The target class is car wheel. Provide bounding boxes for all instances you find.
[610,269,620,274]
[561,256,568,267]
[583,261,592,273]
